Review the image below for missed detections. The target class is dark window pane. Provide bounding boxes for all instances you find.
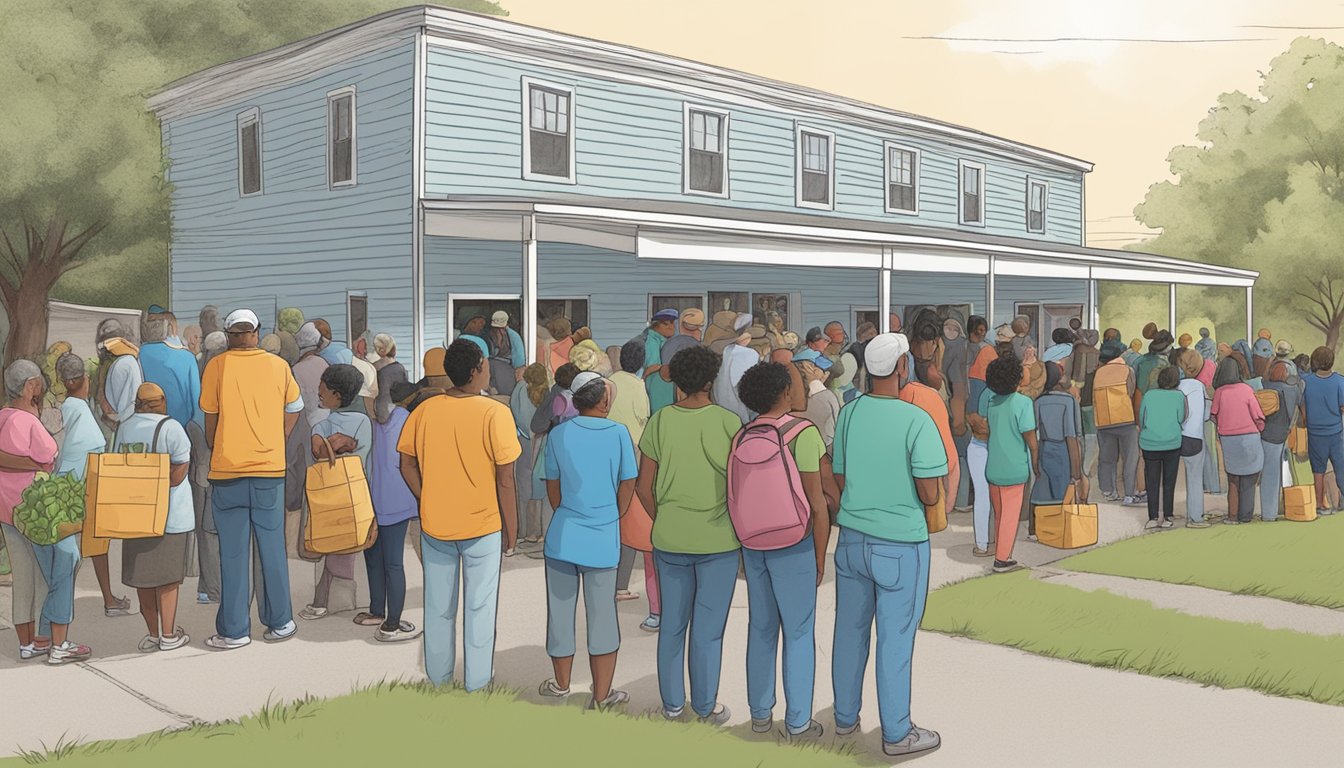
[963,192,981,222]
[530,130,569,176]
[332,139,352,184]
[1029,209,1045,232]
[689,149,723,193]
[890,183,915,211]
[802,170,829,204]
[240,122,260,195]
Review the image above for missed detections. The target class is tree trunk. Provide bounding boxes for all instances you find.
[1327,318,1342,355]
[3,279,52,367]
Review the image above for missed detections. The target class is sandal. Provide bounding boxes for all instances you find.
[352,612,384,627]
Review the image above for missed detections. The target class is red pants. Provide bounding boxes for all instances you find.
[989,483,1025,562]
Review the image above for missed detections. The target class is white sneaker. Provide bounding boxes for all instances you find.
[205,634,252,651]
[263,621,297,643]
[47,641,92,665]
[159,630,191,652]
[19,643,50,661]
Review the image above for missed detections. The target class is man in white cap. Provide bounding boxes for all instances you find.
[199,308,305,650]
[830,332,945,758]
[712,313,759,425]
[482,310,526,395]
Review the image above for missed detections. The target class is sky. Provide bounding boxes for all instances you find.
[495,0,1343,248]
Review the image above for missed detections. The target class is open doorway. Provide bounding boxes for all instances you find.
[447,294,523,343]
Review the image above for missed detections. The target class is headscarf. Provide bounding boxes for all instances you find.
[1099,339,1126,363]
[1178,349,1204,380]
[1212,358,1243,389]
[569,339,611,375]
[134,382,168,415]
[260,334,282,355]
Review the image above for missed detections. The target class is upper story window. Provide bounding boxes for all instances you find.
[237,107,262,197]
[959,160,985,226]
[684,105,728,197]
[884,142,919,214]
[1027,178,1048,233]
[327,86,357,188]
[796,126,834,209]
[522,78,576,183]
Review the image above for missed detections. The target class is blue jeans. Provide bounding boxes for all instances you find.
[654,548,739,717]
[743,534,817,732]
[422,531,501,691]
[832,528,930,744]
[32,536,81,626]
[1260,441,1285,521]
[210,477,291,639]
[364,519,410,626]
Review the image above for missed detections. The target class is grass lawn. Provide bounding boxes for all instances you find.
[4,682,865,767]
[1060,515,1344,608]
[922,571,1344,706]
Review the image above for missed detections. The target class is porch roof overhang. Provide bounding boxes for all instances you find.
[420,196,1258,288]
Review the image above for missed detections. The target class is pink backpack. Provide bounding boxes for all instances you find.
[727,416,813,551]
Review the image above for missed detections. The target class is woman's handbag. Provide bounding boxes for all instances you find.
[303,434,378,556]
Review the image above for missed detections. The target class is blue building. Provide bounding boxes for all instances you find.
[148,5,1257,376]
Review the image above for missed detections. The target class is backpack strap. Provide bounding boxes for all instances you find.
[150,416,172,454]
[775,417,812,445]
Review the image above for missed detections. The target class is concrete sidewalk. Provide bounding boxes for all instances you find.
[4,495,1343,766]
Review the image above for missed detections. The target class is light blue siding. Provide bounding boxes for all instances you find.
[165,40,416,351]
[423,237,522,346]
[424,47,1085,244]
[994,276,1087,329]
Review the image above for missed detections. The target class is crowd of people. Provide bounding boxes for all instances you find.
[3,298,1342,760]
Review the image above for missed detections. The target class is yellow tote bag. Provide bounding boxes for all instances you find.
[1034,483,1098,550]
[87,418,171,540]
[304,435,377,556]
[924,481,948,534]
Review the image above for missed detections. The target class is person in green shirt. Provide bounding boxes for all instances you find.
[636,345,741,726]
[830,333,946,759]
[732,361,830,740]
[643,310,679,414]
[982,355,1038,574]
[1138,366,1187,528]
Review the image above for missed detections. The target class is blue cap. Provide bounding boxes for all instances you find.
[460,335,490,358]
[651,309,680,323]
[791,348,833,371]
[147,304,168,315]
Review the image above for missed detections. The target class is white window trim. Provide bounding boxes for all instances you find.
[794,124,835,211]
[1026,177,1049,234]
[236,107,263,198]
[882,141,921,216]
[326,86,358,189]
[682,103,730,199]
[958,159,986,227]
[521,76,577,184]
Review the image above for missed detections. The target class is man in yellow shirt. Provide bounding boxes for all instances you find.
[199,309,303,651]
[399,338,521,690]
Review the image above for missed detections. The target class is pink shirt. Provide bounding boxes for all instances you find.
[0,408,59,526]
[1209,383,1265,437]
[1197,359,1215,388]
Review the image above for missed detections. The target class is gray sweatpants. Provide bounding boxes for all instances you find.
[545,558,620,659]
[1098,425,1140,498]
[1260,440,1286,521]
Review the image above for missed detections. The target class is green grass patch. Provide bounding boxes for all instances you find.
[1060,515,1344,609]
[5,681,864,767]
[923,571,1344,705]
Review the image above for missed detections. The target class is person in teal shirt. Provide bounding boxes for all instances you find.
[981,355,1037,573]
[1138,366,1187,528]
[830,333,946,759]
[643,310,679,414]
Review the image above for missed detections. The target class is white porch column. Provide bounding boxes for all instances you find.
[523,213,538,363]
[1088,277,1100,330]
[412,203,425,380]
[1169,283,1177,333]
[879,248,893,332]
[1246,285,1254,342]
[986,255,997,327]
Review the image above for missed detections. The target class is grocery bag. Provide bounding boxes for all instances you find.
[1034,483,1098,549]
[1283,486,1317,523]
[924,480,948,534]
[86,418,171,539]
[304,434,377,555]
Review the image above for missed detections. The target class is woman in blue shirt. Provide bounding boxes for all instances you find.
[537,372,638,711]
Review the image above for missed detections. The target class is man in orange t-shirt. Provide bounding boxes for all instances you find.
[398,338,521,691]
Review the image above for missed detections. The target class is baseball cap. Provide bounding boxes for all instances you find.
[567,371,603,395]
[491,311,509,328]
[461,335,490,358]
[680,308,705,328]
[864,333,910,378]
[995,324,1013,344]
[146,304,168,315]
[651,308,680,323]
[1275,340,1293,356]
[791,348,833,371]
[224,309,259,332]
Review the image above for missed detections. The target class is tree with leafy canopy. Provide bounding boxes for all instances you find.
[1133,37,1344,351]
[0,0,505,366]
